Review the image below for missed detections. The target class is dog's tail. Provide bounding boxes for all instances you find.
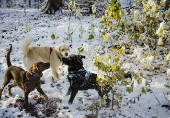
[7,44,12,67]
[19,36,34,55]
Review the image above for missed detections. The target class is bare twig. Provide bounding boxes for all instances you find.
[151,90,161,105]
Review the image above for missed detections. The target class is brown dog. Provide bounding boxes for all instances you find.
[0,44,50,108]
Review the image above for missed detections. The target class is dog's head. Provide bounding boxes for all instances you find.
[62,55,85,71]
[29,62,50,74]
[55,44,70,57]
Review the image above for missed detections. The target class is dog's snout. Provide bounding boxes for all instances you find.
[44,63,50,68]
[65,53,68,56]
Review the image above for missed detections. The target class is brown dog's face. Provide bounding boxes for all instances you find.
[31,62,50,73]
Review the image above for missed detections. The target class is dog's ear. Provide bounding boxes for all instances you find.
[28,63,39,74]
[55,45,60,52]
[33,63,38,70]
[69,44,72,50]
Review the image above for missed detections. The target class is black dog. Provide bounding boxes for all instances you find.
[62,55,111,106]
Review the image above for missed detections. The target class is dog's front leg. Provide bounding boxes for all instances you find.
[68,90,78,104]
[24,91,29,109]
[36,87,48,100]
[51,66,60,80]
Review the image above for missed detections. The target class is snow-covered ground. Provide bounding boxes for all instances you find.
[0,8,170,118]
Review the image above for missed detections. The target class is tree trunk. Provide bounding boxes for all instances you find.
[29,0,31,8]
[0,0,2,7]
[165,0,170,11]
[42,0,62,14]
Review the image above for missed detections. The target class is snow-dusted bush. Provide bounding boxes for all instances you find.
[93,0,170,110]
[100,0,167,49]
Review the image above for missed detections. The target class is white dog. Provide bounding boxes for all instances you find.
[20,36,70,80]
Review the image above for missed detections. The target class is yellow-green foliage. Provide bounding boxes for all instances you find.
[100,0,167,49]
[93,0,170,108]
[94,46,132,87]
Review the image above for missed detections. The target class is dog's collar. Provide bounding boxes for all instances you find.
[67,70,91,87]
[67,70,87,78]
[30,73,43,77]
[49,47,53,60]
[50,47,53,55]
[50,47,62,61]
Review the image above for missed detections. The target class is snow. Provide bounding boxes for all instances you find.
[0,8,170,118]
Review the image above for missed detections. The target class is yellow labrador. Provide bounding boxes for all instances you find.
[20,36,70,80]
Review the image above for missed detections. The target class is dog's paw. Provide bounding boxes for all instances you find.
[44,96,48,100]
[66,93,70,96]
[56,76,60,81]
[66,91,71,96]
[54,73,60,80]
[14,98,25,110]
[68,101,73,105]
[23,103,29,110]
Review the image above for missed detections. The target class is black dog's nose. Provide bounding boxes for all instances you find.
[65,53,68,56]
